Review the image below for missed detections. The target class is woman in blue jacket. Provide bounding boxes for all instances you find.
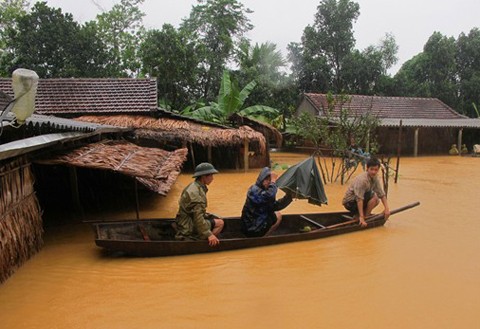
[241,167,292,237]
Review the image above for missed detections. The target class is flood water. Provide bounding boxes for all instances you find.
[1,153,479,328]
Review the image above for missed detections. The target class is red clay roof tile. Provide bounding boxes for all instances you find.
[304,93,466,120]
[0,78,157,115]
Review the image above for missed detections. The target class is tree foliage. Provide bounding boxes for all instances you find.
[180,0,253,100]
[456,28,480,117]
[0,0,30,75]
[6,2,81,77]
[95,0,145,77]
[289,0,397,95]
[140,24,199,110]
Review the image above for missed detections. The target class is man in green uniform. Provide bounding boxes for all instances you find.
[175,162,224,246]
[342,157,390,227]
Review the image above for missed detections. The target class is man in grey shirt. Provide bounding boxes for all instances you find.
[342,158,390,227]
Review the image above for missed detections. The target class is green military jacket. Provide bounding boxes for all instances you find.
[175,180,212,240]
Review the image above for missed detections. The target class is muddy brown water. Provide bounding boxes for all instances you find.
[1,153,479,328]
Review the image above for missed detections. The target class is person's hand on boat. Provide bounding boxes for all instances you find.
[384,208,391,220]
[208,234,220,246]
[359,216,368,227]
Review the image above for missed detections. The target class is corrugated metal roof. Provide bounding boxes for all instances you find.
[0,132,89,161]
[379,118,480,128]
[26,114,126,132]
[0,115,129,161]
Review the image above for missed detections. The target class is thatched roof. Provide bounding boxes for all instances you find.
[229,113,283,148]
[36,140,188,196]
[76,115,267,154]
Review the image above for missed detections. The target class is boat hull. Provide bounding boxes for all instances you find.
[92,211,387,257]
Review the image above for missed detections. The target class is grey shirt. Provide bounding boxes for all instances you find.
[342,172,385,205]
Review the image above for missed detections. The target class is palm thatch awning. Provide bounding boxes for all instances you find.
[76,115,267,154]
[229,113,283,148]
[36,140,188,196]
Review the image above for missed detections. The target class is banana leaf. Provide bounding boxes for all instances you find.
[275,156,328,206]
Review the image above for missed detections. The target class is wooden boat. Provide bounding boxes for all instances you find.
[92,202,419,257]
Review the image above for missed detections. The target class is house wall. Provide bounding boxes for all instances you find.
[296,99,318,116]
[0,157,43,283]
[377,127,460,155]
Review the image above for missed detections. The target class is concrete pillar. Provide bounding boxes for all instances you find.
[457,128,463,156]
[414,128,419,157]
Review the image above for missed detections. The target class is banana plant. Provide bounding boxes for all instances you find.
[182,70,279,125]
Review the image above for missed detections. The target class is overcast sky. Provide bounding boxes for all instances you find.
[39,0,480,74]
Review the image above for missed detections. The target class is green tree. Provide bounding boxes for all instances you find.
[181,0,253,100]
[0,0,29,75]
[307,0,360,91]
[423,32,457,105]
[341,33,398,94]
[96,0,145,77]
[456,28,480,117]
[140,24,200,110]
[72,21,113,77]
[3,2,111,78]
[236,41,289,105]
[6,2,80,77]
[393,32,457,108]
[288,38,331,92]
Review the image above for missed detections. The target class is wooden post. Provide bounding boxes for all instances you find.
[189,143,196,169]
[395,120,402,183]
[207,145,212,164]
[134,179,140,220]
[457,128,463,156]
[414,128,419,157]
[68,166,83,215]
[244,138,249,171]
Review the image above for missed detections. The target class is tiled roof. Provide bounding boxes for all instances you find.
[0,78,157,115]
[304,93,467,120]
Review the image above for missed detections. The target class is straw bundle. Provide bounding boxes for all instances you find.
[76,115,267,154]
[0,157,43,283]
[37,141,188,196]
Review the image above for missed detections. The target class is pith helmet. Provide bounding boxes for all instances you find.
[193,162,219,178]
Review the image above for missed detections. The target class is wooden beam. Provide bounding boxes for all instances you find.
[414,128,419,157]
[244,138,249,171]
[68,166,83,215]
[189,143,196,169]
[134,179,140,220]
